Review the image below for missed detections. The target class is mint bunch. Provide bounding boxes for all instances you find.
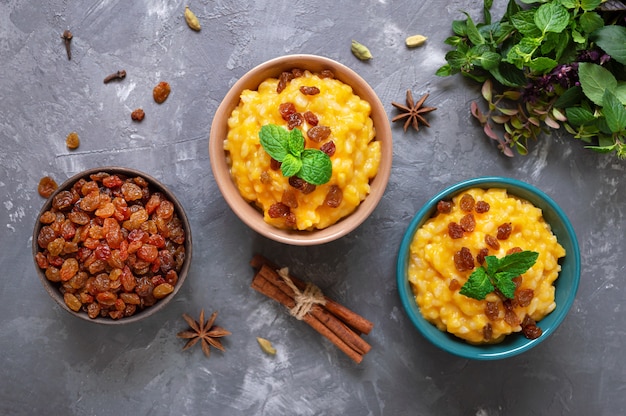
[436,0,626,159]
[460,250,539,300]
[259,124,332,185]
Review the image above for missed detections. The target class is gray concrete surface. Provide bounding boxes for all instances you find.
[1,1,624,415]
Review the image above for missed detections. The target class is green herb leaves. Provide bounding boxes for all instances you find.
[259,124,332,185]
[460,250,539,300]
[437,0,626,159]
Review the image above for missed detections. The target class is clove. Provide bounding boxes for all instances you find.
[103,70,127,84]
[61,30,72,60]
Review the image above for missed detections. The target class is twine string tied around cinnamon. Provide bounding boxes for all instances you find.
[278,267,326,320]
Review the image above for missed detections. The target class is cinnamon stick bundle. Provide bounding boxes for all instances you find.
[250,254,374,363]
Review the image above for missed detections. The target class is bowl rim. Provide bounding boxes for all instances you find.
[208,53,392,245]
[396,176,581,359]
[32,166,193,325]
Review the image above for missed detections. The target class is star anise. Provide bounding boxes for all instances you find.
[391,90,437,132]
[177,309,231,358]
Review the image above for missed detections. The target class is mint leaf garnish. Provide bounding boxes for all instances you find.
[460,250,538,300]
[258,124,333,185]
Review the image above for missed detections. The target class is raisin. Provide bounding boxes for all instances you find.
[153,81,171,104]
[459,194,475,212]
[485,234,500,250]
[483,323,493,341]
[38,176,58,198]
[52,190,75,211]
[287,112,304,129]
[475,200,490,213]
[485,301,499,321]
[299,86,320,95]
[460,214,476,232]
[476,248,489,265]
[497,223,512,240]
[137,244,159,262]
[66,132,80,150]
[448,222,464,239]
[307,125,331,142]
[454,247,474,272]
[270,158,282,170]
[131,108,145,121]
[45,267,62,282]
[68,210,90,225]
[521,315,542,339]
[121,182,143,201]
[153,283,174,299]
[281,190,298,209]
[320,140,336,156]
[436,200,452,214]
[60,258,79,281]
[324,185,342,208]
[319,69,335,78]
[268,202,290,218]
[276,71,295,93]
[504,307,520,326]
[279,102,297,120]
[102,175,123,189]
[507,247,523,254]
[155,200,174,220]
[38,225,57,248]
[516,289,534,307]
[284,212,297,228]
[289,176,316,194]
[79,190,101,212]
[303,111,318,126]
[448,279,461,291]
[64,293,82,312]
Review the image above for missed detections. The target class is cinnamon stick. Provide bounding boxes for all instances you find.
[251,269,364,363]
[250,254,374,334]
[256,264,371,356]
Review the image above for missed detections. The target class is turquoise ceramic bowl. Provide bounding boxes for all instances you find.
[396,177,580,360]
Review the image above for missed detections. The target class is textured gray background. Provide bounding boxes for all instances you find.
[1,0,624,415]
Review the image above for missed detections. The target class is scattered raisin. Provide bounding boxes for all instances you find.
[483,323,493,341]
[281,190,298,209]
[279,102,297,120]
[485,301,499,321]
[459,194,475,212]
[299,86,320,95]
[454,247,474,272]
[436,200,452,214]
[475,200,490,213]
[476,248,489,265]
[303,111,318,126]
[320,141,336,157]
[287,112,304,129]
[460,214,476,232]
[448,222,464,239]
[319,69,335,78]
[276,71,295,93]
[66,132,80,150]
[507,246,523,254]
[516,289,534,307]
[521,315,542,339]
[268,202,290,218]
[289,176,316,194]
[153,81,171,104]
[497,222,512,240]
[131,108,145,121]
[307,125,331,142]
[448,279,461,291]
[270,158,282,170]
[38,176,58,198]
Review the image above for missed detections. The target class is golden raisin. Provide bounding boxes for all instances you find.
[153,81,171,104]
[66,132,80,150]
[131,108,145,121]
[38,176,58,198]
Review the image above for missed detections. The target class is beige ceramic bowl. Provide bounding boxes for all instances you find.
[209,54,393,245]
[32,167,192,325]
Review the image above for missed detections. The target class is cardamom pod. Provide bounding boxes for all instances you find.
[405,34,427,48]
[256,337,277,355]
[351,40,372,61]
[184,6,201,31]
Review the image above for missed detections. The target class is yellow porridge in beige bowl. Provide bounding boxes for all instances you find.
[408,187,566,344]
[209,55,392,245]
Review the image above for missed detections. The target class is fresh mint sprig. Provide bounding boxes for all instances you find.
[460,250,539,300]
[436,0,626,159]
[259,124,332,185]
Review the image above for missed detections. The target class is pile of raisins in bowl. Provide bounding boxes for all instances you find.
[34,171,187,320]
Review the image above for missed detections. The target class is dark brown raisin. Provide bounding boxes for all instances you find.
[448,222,464,239]
[475,200,490,213]
[279,102,297,120]
[516,289,534,307]
[307,125,331,142]
[497,223,512,240]
[483,323,493,341]
[270,158,282,170]
[503,307,519,326]
[284,212,297,228]
[289,176,316,194]
[454,247,474,272]
[460,214,476,232]
[287,112,304,129]
[476,248,489,265]
[320,141,336,157]
[291,68,304,78]
[437,200,452,214]
[277,71,295,93]
[52,190,75,211]
[521,315,542,339]
[485,301,499,321]
[485,234,500,250]
[299,86,320,95]
[324,185,342,208]
[268,202,290,218]
[303,111,318,126]
[281,190,298,209]
[459,194,475,212]
[319,69,335,78]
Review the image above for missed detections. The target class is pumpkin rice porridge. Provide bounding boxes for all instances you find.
[224,69,381,230]
[408,188,566,344]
